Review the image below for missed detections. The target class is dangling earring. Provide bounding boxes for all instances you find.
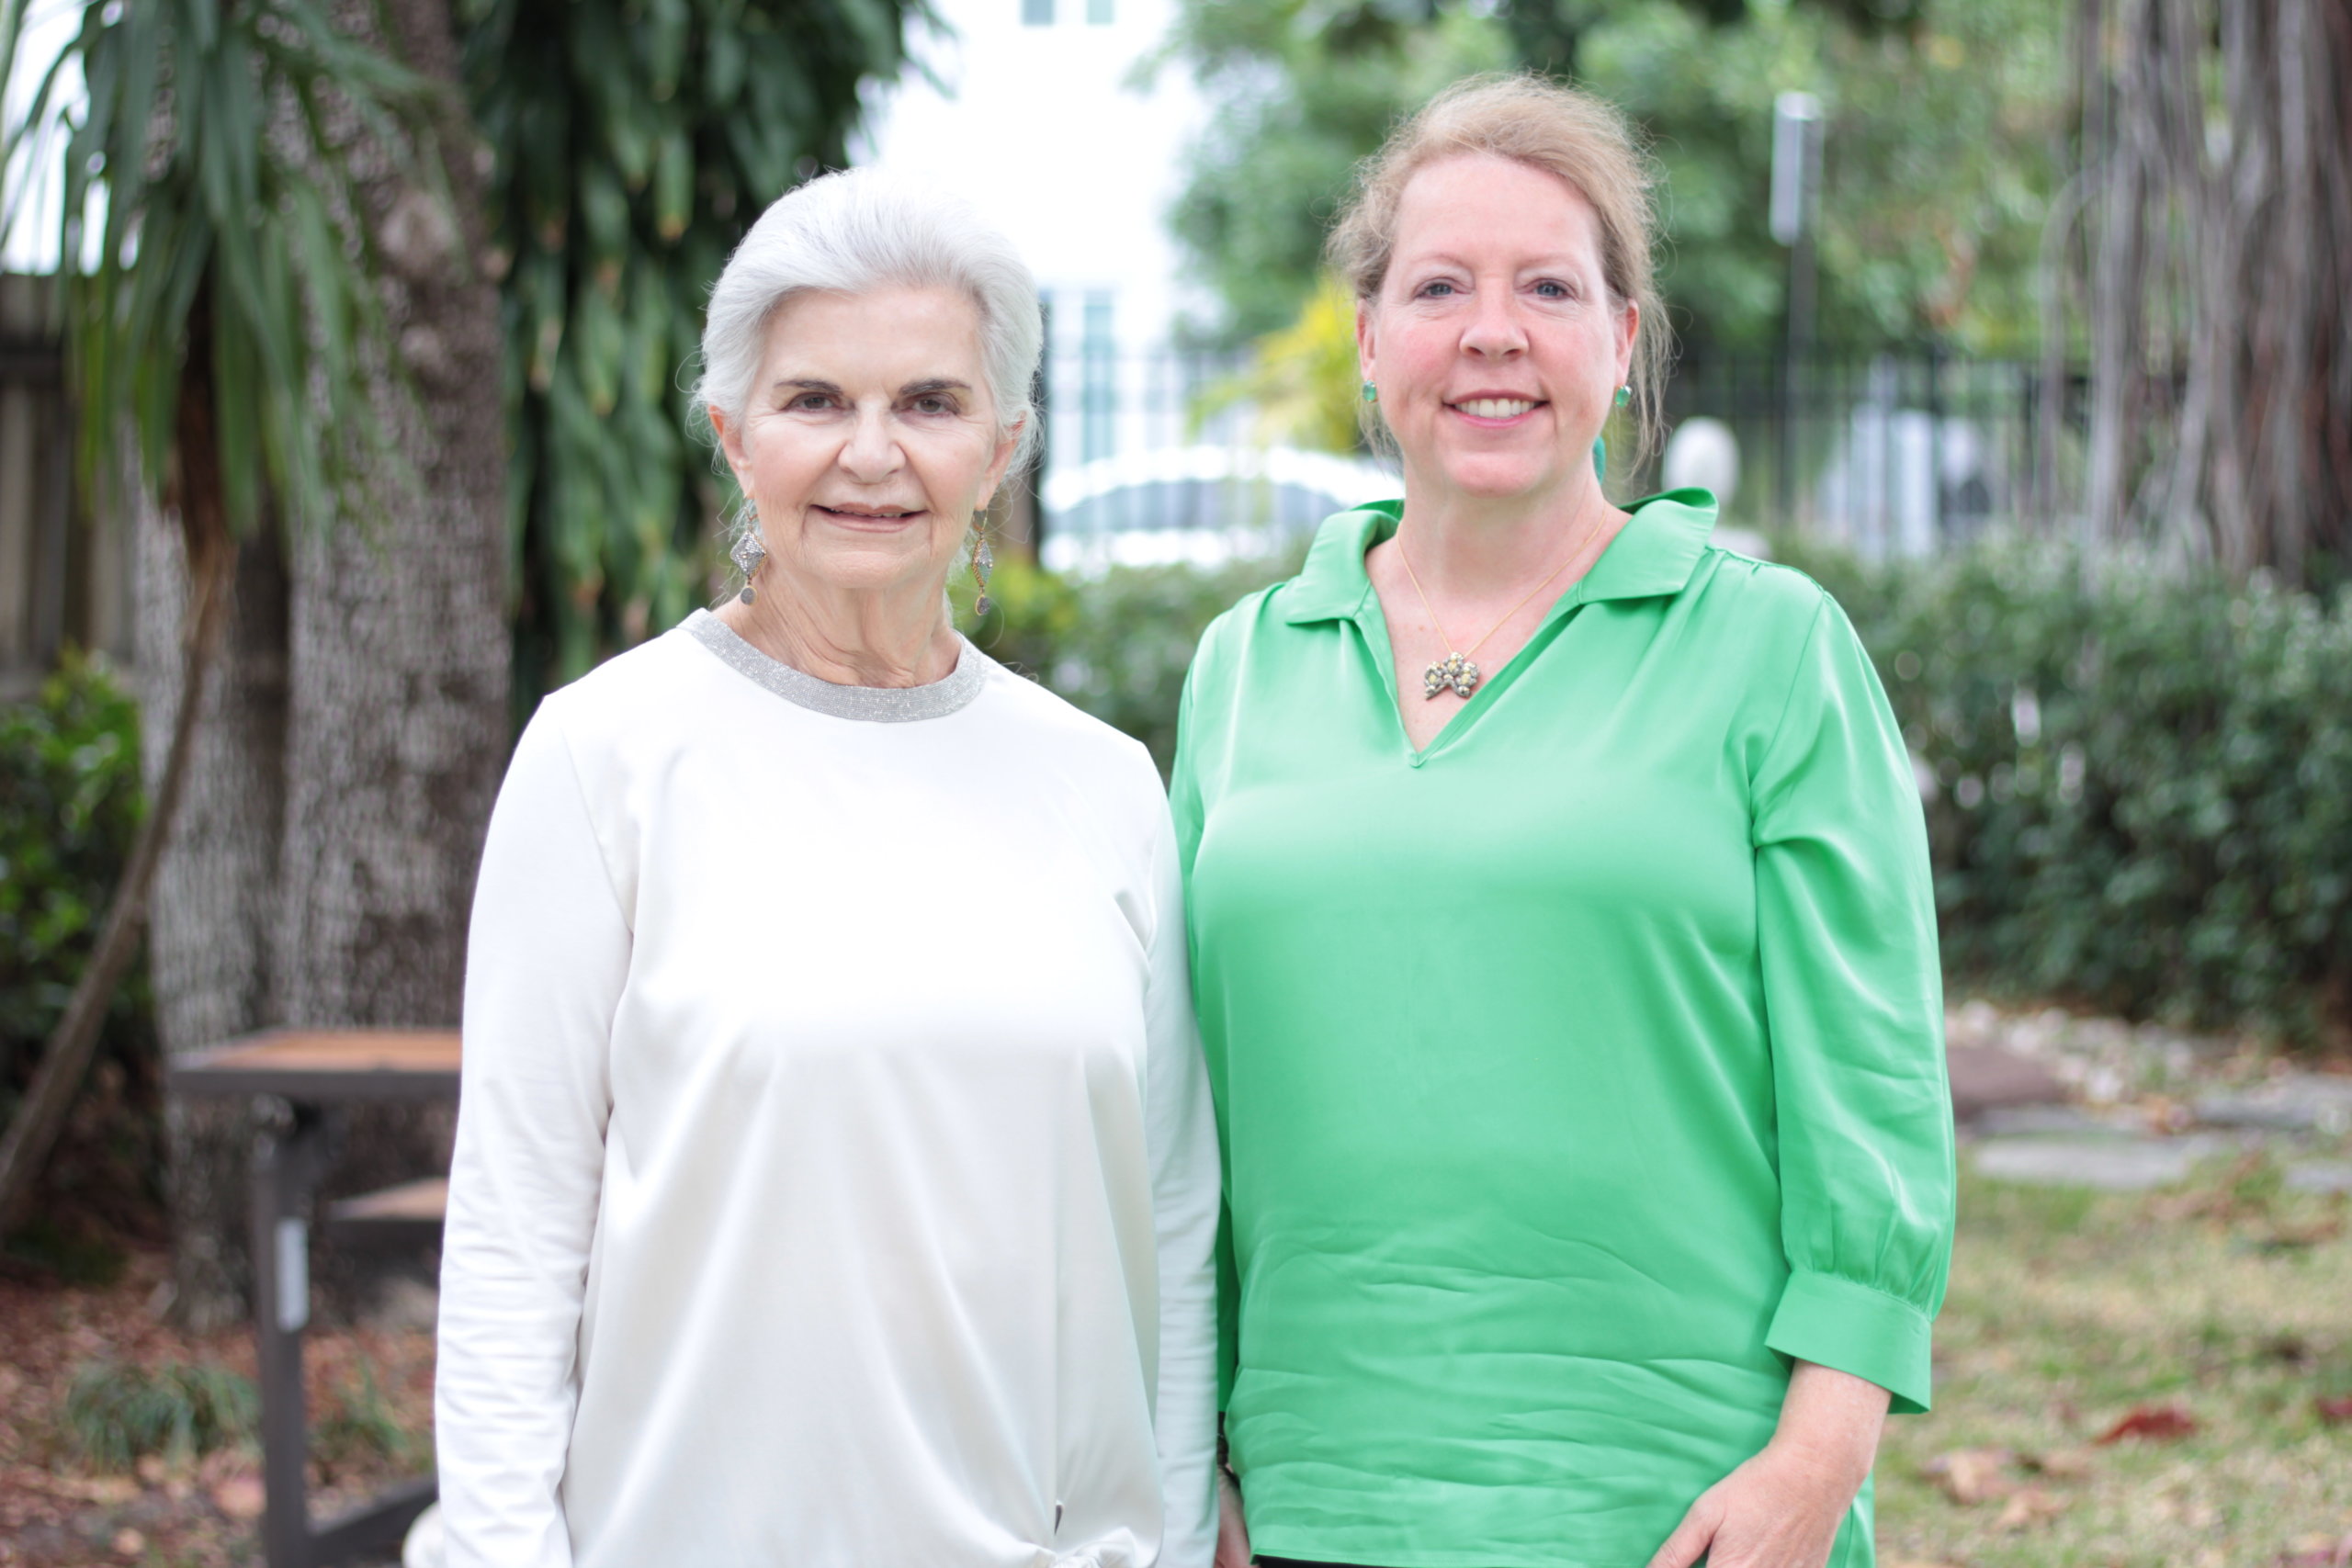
[730,513,767,604]
[1361,378,1379,404]
[971,515,995,618]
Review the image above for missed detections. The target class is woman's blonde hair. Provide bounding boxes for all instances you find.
[1328,73,1667,477]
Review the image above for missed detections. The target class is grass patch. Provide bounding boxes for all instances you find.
[313,1356,428,1476]
[62,1359,256,1471]
[1877,1160,2352,1565]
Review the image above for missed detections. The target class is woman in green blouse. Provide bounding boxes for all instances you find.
[1172,75,1953,1568]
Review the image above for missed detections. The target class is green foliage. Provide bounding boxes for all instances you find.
[1158,0,1508,344]
[955,549,1306,777]
[63,1359,257,1471]
[314,1357,427,1473]
[1197,276,1368,455]
[2,0,443,535]
[0,657,151,1117]
[458,0,929,707]
[0,656,162,1258]
[1787,537,2352,1043]
[1581,0,2065,352]
[1163,0,2066,353]
[968,538,2352,1045]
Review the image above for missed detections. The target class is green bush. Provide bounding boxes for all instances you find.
[0,654,162,1246]
[62,1359,257,1469]
[957,547,1306,777]
[958,536,2352,1045]
[1788,537,2352,1043]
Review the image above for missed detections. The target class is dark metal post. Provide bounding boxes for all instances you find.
[251,1103,325,1568]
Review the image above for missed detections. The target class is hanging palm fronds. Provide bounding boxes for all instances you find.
[458,0,929,704]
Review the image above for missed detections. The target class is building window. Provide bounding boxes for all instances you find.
[1023,0,1053,24]
[1088,0,1114,21]
[1080,293,1115,465]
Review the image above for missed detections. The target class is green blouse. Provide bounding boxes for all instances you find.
[1170,491,1954,1568]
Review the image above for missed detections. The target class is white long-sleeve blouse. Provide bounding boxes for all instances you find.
[435,611,1221,1568]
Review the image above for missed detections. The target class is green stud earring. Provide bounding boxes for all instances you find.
[1614,384,1632,408]
[1361,379,1378,404]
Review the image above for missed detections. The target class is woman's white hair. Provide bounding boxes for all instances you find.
[695,168,1044,471]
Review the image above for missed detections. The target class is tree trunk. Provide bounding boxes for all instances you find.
[272,0,511,1312]
[136,506,289,1328]
[143,0,510,1325]
[0,326,237,1243]
[2069,0,2352,581]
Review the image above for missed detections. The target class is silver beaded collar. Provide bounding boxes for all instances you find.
[684,609,990,723]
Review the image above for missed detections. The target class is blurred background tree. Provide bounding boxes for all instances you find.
[459,0,929,710]
[1164,0,2066,376]
[0,0,512,1324]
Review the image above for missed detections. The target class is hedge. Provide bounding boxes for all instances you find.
[1787,539,2352,1043]
[968,537,2352,1046]
[0,653,164,1261]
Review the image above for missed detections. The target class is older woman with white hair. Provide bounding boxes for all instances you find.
[435,168,1221,1568]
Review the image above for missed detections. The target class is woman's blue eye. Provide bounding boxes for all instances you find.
[1535,281,1569,299]
[1420,280,1455,298]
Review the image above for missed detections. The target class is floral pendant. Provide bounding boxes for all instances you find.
[1423,651,1480,700]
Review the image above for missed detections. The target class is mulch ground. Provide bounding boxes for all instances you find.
[0,1248,433,1567]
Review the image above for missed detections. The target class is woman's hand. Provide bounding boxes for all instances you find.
[1214,1464,1253,1568]
[1645,1361,1889,1568]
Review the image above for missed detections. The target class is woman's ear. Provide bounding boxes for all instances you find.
[979,415,1025,509]
[709,404,751,491]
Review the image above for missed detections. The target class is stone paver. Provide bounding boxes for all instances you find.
[2284,1160,2352,1195]
[1945,1043,2068,1122]
[1970,1134,2230,1191]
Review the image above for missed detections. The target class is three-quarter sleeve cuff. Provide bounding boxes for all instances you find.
[1766,1269,1936,1415]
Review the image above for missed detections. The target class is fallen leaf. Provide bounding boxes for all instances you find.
[2096,1403,2199,1443]
[1996,1485,2069,1530]
[2278,1532,2352,1567]
[110,1529,144,1558]
[2317,1394,2352,1425]
[211,1472,265,1521]
[2023,1446,2096,1480]
[49,1475,138,1505]
[1924,1446,2017,1504]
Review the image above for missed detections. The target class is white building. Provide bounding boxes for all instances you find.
[857,0,1393,566]
[856,0,1206,463]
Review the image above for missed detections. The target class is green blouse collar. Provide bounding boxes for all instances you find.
[1279,488,1721,626]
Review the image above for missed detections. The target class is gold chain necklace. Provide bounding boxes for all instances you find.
[1396,510,1608,700]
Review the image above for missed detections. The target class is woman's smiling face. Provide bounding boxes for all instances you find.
[716,284,1017,604]
[1359,152,1637,513]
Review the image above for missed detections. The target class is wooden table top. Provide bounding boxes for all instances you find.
[167,1029,462,1101]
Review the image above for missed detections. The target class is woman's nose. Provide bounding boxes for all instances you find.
[839,405,902,479]
[1461,292,1527,358]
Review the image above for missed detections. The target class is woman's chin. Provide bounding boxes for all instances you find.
[1427,456,1586,506]
[793,539,954,599]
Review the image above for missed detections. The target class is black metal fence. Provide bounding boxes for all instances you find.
[1024,343,2079,559]
[1652,348,2078,553]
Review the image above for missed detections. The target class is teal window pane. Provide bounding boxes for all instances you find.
[1081,294,1114,465]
